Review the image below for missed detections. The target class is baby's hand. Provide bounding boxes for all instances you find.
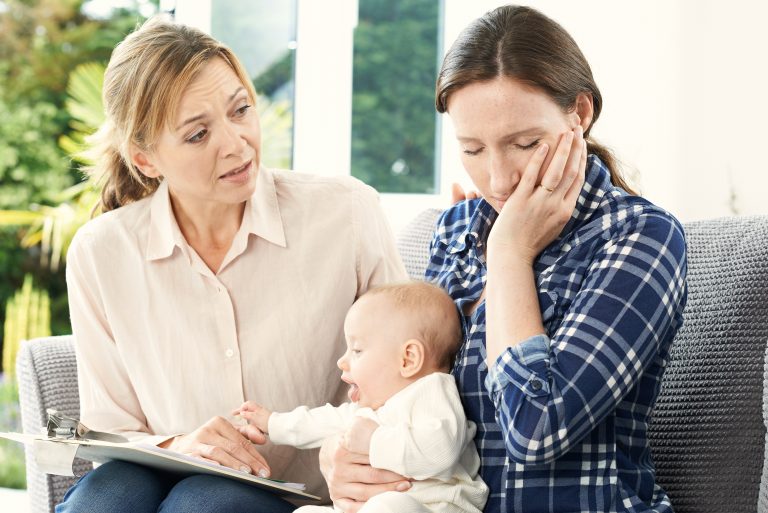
[341,417,379,455]
[231,401,272,435]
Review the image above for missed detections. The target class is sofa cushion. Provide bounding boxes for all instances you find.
[643,216,768,513]
[760,342,768,513]
[396,207,441,280]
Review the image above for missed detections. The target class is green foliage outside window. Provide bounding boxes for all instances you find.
[0,97,72,211]
[351,0,440,194]
[1,272,50,488]
[0,0,154,489]
[0,377,25,489]
[0,1,153,365]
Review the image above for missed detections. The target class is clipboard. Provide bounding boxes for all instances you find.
[1,413,320,501]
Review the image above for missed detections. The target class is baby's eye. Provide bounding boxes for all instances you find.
[351,349,362,355]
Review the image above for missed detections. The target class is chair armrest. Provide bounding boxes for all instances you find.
[17,336,92,513]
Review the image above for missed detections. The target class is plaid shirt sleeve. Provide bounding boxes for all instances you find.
[484,211,687,465]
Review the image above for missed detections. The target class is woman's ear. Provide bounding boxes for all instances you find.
[130,146,161,178]
[574,92,594,132]
[400,339,426,378]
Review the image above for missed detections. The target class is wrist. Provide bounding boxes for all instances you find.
[261,411,273,434]
[487,246,535,272]
[486,239,536,267]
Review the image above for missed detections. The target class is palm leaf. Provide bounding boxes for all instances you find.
[65,62,106,130]
[3,62,107,270]
[0,211,43,225]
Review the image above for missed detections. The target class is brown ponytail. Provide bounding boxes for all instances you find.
[84,120,160,214]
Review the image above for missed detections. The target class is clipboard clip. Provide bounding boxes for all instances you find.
[46,409,128,443]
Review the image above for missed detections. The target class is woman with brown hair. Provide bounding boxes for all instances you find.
[57,14,407,513]
[322,6,687,513]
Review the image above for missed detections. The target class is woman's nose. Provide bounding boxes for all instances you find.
[219,121,247,158]
[488,152,518,197]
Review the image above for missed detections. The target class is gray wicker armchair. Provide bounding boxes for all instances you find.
[17,212,768,513]
[16,336,92,513]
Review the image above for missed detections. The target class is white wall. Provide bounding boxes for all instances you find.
[442,0,768,222]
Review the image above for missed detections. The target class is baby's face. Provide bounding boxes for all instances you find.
[337,295,412,410]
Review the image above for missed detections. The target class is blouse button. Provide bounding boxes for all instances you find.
[225,349,234,358]
[530,379,543,391]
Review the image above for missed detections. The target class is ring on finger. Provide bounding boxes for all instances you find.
[539,183,555,193]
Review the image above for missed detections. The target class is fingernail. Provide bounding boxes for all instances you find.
[258,468,269,478]
[239,466,251,473]
[396,481,411,492]
[538,144,548,155]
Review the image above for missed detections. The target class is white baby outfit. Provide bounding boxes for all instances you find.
[268,372,488,513]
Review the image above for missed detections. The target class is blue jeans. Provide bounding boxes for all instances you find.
[55,460,297,513]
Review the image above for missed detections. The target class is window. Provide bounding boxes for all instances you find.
[350,0,441,194]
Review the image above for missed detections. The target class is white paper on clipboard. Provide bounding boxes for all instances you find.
[0,431,319,501]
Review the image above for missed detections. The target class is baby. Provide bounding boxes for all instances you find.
[234,281,488,513]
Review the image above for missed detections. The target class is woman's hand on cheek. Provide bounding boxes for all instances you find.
[487,125,587,265]
[319,434,411,512]
[159,416,271,477]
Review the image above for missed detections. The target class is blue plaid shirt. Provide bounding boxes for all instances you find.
[426,156,687,513]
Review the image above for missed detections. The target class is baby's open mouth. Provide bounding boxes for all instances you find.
[347,383,360,402]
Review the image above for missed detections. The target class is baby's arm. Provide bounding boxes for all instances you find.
[263,402,357,450]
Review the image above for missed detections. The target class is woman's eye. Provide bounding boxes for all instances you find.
[516,140,540,150]
[235,104,252,116]
[187,129,208,144]
[463,148,483,156]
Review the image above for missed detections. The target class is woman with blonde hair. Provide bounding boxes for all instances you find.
[58,15,407,513]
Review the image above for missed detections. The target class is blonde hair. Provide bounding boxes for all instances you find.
[363,282,462,371]
[85,15,257,213]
